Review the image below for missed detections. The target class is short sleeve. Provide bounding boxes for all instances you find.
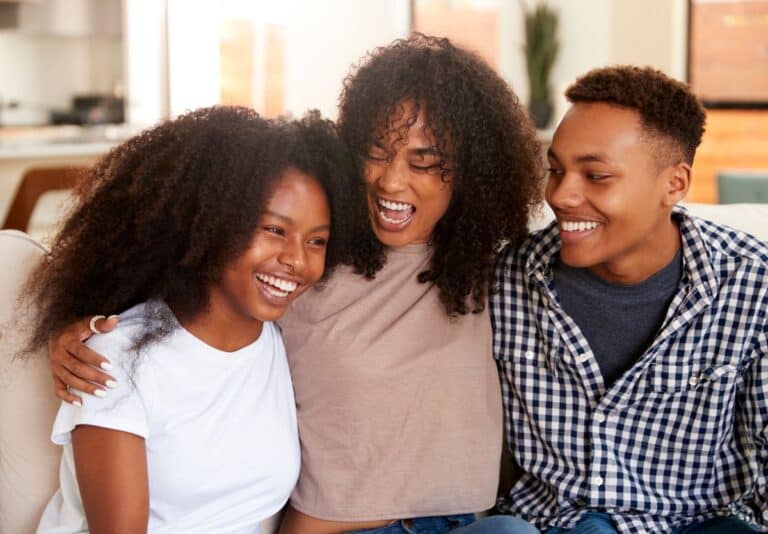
[51,330,153,445]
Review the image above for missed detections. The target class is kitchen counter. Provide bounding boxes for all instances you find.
[0,138,118,159]
[0,124,134,159]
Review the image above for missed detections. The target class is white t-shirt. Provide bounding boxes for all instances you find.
[37,302,300,534]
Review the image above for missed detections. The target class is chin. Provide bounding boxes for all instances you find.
[558,251,597,269]
[372,229,413,248]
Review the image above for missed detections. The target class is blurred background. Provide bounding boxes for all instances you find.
[0,0,767,241]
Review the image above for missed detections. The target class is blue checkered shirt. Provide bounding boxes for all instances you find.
[491,207,768,533]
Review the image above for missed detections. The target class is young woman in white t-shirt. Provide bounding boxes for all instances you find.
[21,106,361,533]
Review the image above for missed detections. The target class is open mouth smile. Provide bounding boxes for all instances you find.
[376,197,416,228]
[255,273,299,299]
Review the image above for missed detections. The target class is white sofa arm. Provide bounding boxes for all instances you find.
[0,231,61,534]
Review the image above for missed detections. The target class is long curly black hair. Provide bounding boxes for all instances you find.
[25,106,360,353]
[339,33,544,316]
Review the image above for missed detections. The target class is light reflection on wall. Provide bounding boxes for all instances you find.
[166,0,286,118]
[412,0,502,68]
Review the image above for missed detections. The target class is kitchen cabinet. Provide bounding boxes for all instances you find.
[0,0,121,36]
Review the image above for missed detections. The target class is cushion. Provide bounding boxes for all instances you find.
[0,230,61,534]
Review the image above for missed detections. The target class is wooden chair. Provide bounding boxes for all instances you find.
[2,167,88,232]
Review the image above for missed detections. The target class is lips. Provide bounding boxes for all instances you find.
[375,197,415,230]
[556,216,603,245]
[254,272,301,303]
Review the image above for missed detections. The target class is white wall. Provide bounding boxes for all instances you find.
[498,0,688,128]
[282,0,409,119]
[612,0,688,79]
[120,0,689,127]
[123,0,169,126]
[141,0,409,122]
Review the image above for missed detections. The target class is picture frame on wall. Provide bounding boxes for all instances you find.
[688,0,768,109]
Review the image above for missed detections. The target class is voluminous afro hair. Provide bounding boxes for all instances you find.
[339,33,543,317]
[565,65,706,165]
[25,106,360,354]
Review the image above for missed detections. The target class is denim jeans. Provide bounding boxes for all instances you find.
[450,515,540,533]
[672,515,759,533]
[545,513,617,534]
[348,513,475,533]
[544,512,759,534]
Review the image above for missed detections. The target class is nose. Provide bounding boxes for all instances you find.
[546,171,583,209]
[278,236,306,274]
[374,160,407,194]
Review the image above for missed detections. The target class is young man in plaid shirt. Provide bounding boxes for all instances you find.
[492,66,768,533]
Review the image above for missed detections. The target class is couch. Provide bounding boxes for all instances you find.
[2,203,767,533]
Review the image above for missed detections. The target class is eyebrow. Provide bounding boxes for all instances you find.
[263,211,331,233]
[372,140,441,158]
[547,147,612,164]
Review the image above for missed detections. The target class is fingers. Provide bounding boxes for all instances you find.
[96,315,119,334]
[63,341,116,386]
[54,365,108,400]
[77,314,120,341]
[49,315,120,404]
[53,376,82,406]
[65,337,114,373]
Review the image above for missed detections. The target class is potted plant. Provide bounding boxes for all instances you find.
[522,1,559,129]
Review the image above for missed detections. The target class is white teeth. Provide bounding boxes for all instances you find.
[560,220,600,232]
[255,273,298,295]
[379,210,414,225]
[377,198,414,211]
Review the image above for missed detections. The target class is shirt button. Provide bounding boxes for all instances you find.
[594,412,606,424]
[688,375,699,386]
[576,354,590,364]
[762,510,768,520]
[524,350,536,360]
[592,476,604,487]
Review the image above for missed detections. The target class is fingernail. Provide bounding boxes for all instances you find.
[107,315,119,321]
[72,400,82,407]
[101,362,113,371]
[105,380,118,389]
[93,389,107,398]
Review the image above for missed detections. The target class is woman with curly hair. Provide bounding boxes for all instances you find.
[46,35,543,533]
[276,34,543,534]
[29,106,359,533]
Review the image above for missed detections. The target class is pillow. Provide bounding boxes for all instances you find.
[0,230,61,534]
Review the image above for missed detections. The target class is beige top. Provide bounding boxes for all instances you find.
[280,244,503,521]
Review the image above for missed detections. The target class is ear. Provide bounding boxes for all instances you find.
[661,162,691,207]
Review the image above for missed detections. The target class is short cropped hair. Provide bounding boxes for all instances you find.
[565,65,706,165]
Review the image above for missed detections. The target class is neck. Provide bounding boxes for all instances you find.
[171,296,264,353]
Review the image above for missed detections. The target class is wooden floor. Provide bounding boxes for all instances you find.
[690,109,768,204]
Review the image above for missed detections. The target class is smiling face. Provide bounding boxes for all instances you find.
[545,102,689,285]
[364,102,453,247]
[209,168,331,327]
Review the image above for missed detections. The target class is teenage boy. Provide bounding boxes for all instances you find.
[492,66,768,533]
